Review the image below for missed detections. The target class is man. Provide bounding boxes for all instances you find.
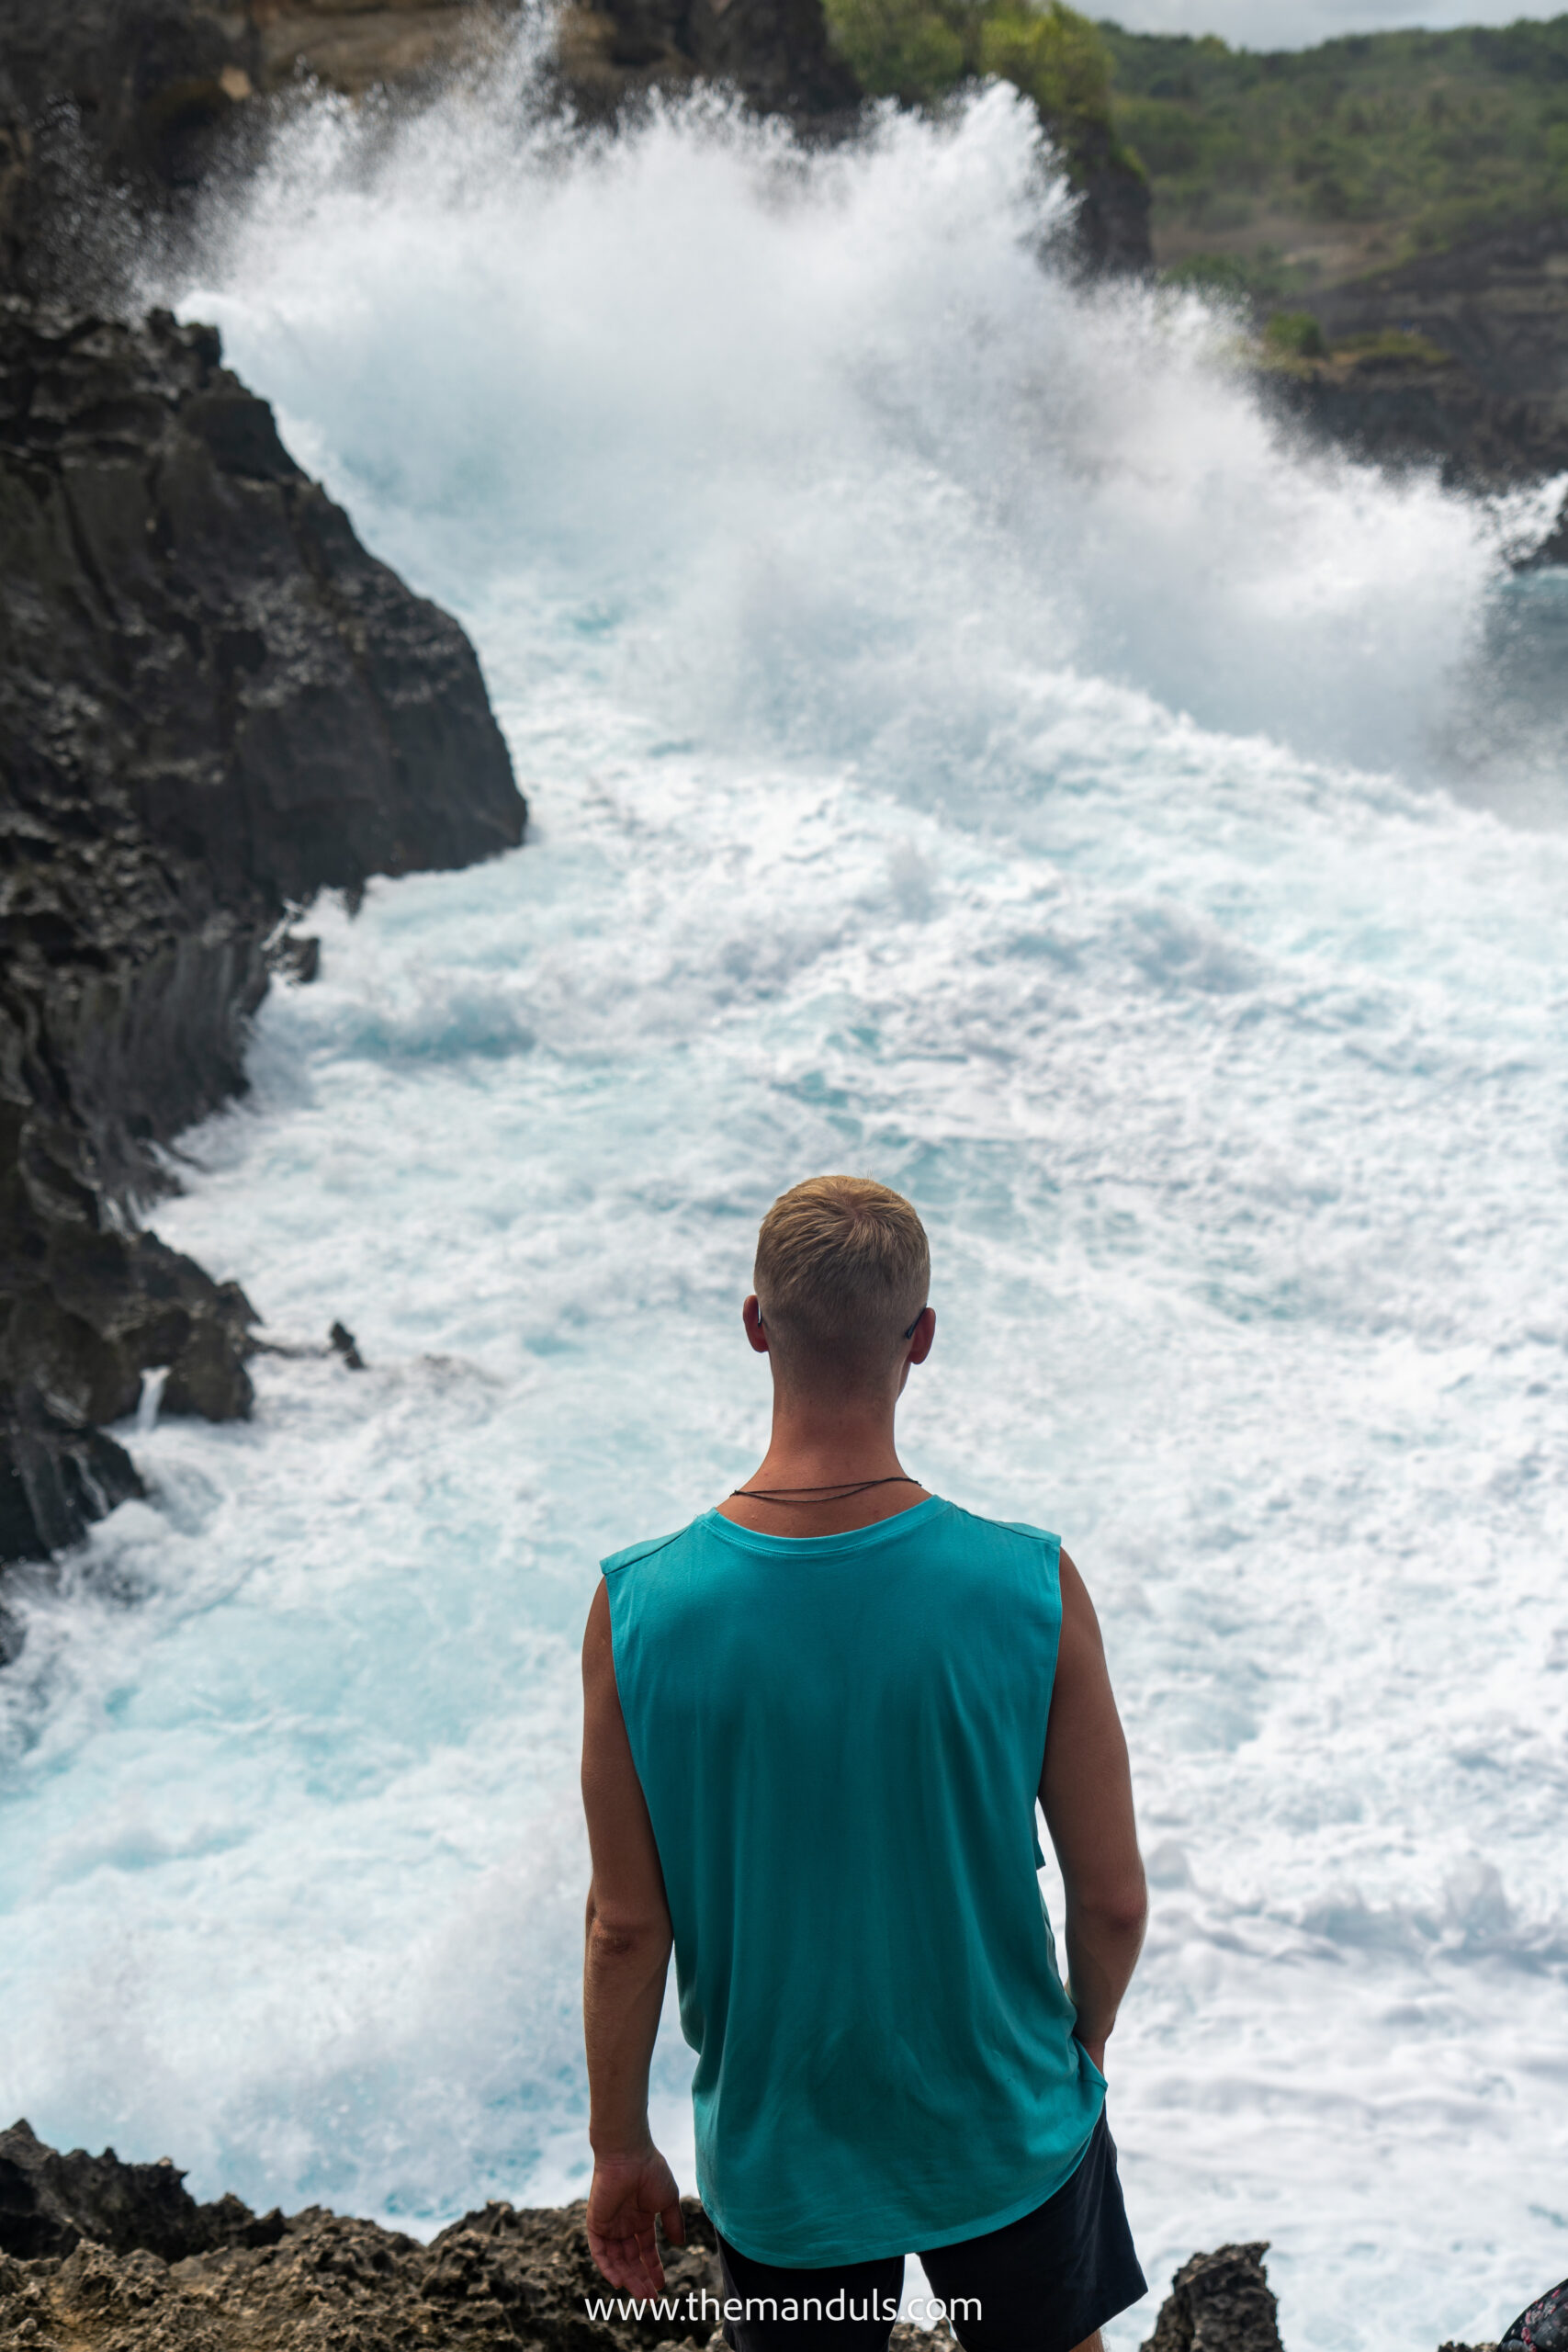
[581,1175,1147,2352]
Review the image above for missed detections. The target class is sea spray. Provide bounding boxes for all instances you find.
[0,35,1564,2352]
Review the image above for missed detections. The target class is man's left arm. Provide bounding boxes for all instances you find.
[1039,1546,1148,2074]
[581,1576,685,2295]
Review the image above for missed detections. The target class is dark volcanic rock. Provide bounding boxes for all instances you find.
[557,0,860,122]
[0,2118,281,2264]
[1071,140,1152,277]
[1307,218,1568,421]
[0,2127,971,2350]
[1142,2244,1284,2352]
[0,2122,725,2350]
[1,302,523,910]
[0,299,525,1575]
[0,2,529,299]
[1266,344,1568,493]
[556,0,1146,267]
[1264,219,1568,527]
[1263,340,1568,563]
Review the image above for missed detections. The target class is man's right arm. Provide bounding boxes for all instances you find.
[1039,1546,1147,2071]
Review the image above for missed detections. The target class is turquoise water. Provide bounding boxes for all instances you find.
[2,46,1566,2349]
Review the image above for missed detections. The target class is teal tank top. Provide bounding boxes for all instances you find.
[602,1495,1106,2266]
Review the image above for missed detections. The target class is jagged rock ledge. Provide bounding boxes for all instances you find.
[0,2118,1280,2352]
[0,300,525,1596]
[5,2120,1562,2352]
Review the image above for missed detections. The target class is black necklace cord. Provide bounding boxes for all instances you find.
[728,1475,920,1505]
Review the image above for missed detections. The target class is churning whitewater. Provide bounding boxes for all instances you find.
[2,35,1566,2352]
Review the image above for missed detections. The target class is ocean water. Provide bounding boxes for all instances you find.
[3,37,1567,2348]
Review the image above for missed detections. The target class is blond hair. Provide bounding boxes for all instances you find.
[754,1175,929,1367]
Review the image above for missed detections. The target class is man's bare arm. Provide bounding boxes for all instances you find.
[1039,1546,1148,2072]
[581,1577,685,2294]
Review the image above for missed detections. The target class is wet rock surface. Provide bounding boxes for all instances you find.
[0,298,525,1579]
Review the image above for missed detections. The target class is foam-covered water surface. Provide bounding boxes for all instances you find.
[2,43,1566,2350]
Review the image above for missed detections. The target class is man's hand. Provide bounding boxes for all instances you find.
[585,2146,686,2296]
[1077,2034,1107,2076]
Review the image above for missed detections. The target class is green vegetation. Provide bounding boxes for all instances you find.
[1262,308,1326,359]
[1099,13,1568,276]
[1331,324,1454,365]
[1158,246,1315,303]
[1252,319,1461,375]
[824,0,1139,184]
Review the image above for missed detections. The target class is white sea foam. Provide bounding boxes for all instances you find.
[2,39,1566,2350]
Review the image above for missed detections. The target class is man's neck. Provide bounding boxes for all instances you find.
[716,1396,931,1537]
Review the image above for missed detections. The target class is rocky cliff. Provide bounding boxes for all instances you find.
[0,2120,1271,2352]
[0,0,855,306]
[1262,333,1568,502]
[4,2121,1559,2352]
[1277,217,1568,534]
[1306,218,1568,425]
[0,0,1141,314]
[0,296,525,1595]
[0,3,526,299]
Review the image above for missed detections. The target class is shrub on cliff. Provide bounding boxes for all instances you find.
[824,0,1142,195]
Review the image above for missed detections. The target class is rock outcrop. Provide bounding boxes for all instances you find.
[1263,220,1568,541]
[1063,121,1151,277]
[0,2,529,297]
[1306,218,1568,433]
[1,2134,1556,2352]
[1265,338,1568,492]
[0,2125,848,2352]
[1141,2245,1283,2352]
[0,2127,723,2348]
[556,0,861,127]
[0,0,856,303]
[0,2119,284,2263]
[0,297,525,1589]
[1,0,1142,316]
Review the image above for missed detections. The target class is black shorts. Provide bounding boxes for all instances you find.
[716,2106,1146,2352]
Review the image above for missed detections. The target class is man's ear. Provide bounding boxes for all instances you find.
[908,1306,935,1365]
[742,1294,770,1355]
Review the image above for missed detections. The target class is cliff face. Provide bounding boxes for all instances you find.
[0,0,858,290]
[556,0,860,124]
[0,4,533,304]
[0,298,525,1589]
[1264,336,1568,498]
[1061,116,1150,275]
[1282,218,1568,517]
[1305,218,1568,424]
[0,0,1140,306]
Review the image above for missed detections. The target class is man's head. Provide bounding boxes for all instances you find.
[747,1175,931,1396]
